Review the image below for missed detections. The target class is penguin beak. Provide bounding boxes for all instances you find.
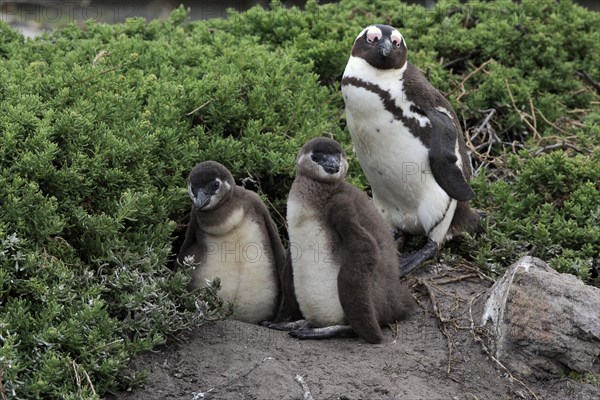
[377,38,393,57]
[320,154,341,174]
[194,192,212,210]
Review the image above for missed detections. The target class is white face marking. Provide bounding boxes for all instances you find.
[355,26,406,51]
[203,179,229,210]
[299,152,348,182]
[356,26,370,41]
[364,26,382,43]
[390,29,405,49]
[189,178,230,211]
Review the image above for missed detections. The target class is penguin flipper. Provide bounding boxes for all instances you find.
[177,206,202,265]
[425,107,474,202]
[261,210,286,274]
[330,195,384,344]
[273,248,303,322]
[257,204,299,322]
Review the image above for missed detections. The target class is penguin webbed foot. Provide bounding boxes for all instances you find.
[289,325,357,340]
[261,319,308,331]
[399,240,439,276]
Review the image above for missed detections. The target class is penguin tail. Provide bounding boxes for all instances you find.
[447,201,483,239]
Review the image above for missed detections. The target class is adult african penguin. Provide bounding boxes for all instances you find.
[341,24,481,276]
[177,161,285,324]
[264,137,413,344]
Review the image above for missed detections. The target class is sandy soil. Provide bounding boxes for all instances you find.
[111,264,600,400]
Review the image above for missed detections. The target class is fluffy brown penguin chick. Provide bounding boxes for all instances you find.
[265,138,414,344]
[178,161,286,324]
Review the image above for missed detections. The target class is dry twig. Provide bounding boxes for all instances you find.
[504,80,540,140]
[72,361,97,398]
[92,50,110,66]
[575,70,600,95]
[455,58,494,102]
[534,108,573,136]
[295,374,315,400]
[186,100,212,116]
[533,142,582,156]
[458,263,496,283]
[431,273,479,285]
[466,108,503,172]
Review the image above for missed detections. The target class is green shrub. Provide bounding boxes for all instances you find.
[0,7,341,398]
[1,0,599,397]
[470,151,600,280]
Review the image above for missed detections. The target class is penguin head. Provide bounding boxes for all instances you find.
[351,25,407,70]
[296,137,349,183]
[187,161,235,211]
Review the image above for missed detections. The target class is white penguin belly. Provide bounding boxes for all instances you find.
[287,198,345,327]
[343,85,451,235]
[194,208,278,323]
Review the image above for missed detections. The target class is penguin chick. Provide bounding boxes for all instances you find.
[341,24,482,276]
[177,161,285,324]
[270,137,413,344]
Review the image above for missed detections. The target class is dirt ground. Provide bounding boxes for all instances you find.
[111,264,600,400]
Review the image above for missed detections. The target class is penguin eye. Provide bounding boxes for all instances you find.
[366,31,381,43]
[211,180,220,191]
[391,32,403,48]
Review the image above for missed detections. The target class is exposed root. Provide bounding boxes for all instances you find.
[418,279,456,374]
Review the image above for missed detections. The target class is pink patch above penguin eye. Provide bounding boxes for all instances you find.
[366,31,382,43]
[390,32,403,47]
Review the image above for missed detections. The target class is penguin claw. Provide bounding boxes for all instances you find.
[398,240,439,276]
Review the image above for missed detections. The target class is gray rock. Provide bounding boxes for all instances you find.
[482,256,600,378]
